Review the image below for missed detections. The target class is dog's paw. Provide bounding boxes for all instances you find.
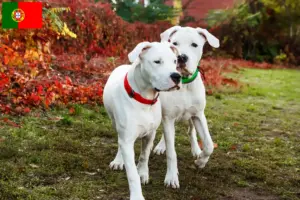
[153,143,166,155]
[130,194,145,200]
[137,165,149,185]
[139,172,149,185]
[164,171,180,189]
[109,160,124,170]
[194,153,209,168]
[191,144,201,158]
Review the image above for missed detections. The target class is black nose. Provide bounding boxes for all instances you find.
[178,54,188,64]
[170,73,181,84]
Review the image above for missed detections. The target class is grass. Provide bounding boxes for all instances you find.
[0,68,299,200]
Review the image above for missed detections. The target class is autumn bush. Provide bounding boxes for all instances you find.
[0,0,171,115]
[0,0,254,115]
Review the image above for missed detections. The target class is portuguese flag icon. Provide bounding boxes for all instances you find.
[2,2,42,29]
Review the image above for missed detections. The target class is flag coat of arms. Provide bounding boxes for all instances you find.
[2,2,42,29]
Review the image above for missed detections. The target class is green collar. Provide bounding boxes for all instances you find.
[182,68,199,84]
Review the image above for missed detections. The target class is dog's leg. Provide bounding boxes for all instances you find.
[109,145,124,170]
[153,134,166,155]
[120,138,145,200]
[163,118,180,188]
[188,119,201,157]
[192,112,214,168]
[109,116,125,170]
[137,132,156,185]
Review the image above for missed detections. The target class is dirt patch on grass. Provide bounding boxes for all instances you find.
[0,69,299,200]
[221,188,281,200]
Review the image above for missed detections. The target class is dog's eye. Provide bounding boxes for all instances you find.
[191,43,198,48]
[173,42,178,46]
[174,60,177,64]
[154,60,161,64]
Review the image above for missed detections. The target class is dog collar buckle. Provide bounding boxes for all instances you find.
[129,89,135,98]
[124,73,159,105]
[151,94,159,105]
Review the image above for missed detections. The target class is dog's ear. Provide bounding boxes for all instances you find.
[160,26,181,42]
[128,42,152,63]
[196,28,220,48]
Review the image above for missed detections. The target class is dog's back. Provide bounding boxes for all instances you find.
[104,65,131,91]
[103,64,131,124]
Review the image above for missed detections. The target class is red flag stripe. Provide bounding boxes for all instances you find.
[18,2,42,29]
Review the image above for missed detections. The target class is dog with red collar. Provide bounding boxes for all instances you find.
[103,41,181,200]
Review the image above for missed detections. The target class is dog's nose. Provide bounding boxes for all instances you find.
[170,73,181,84]
[178,54,188,64]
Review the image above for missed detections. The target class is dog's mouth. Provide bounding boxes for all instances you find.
[177,63,192,77]
[155,85,180,92]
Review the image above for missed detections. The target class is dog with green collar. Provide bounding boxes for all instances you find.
[153,26,220,188]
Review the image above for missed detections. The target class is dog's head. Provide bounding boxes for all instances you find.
[160,26,220,77]
[128,41,181,91]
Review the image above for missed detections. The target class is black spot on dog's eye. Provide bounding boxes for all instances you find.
[191,43,198,48]
[154,60,161,64]
[173,42,178,46]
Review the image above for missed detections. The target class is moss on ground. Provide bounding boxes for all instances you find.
[0,69,299,200]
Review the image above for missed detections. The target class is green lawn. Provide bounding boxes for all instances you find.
[0,69,299,200]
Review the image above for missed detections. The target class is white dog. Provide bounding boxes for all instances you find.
[152,26,220,188]
[103,41,181,200]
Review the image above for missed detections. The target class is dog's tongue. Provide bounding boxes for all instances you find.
[177,64,192,77]
[167,85,180,91]
[178,63,186,69]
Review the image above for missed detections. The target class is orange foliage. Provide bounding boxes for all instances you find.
[0,1,285,115]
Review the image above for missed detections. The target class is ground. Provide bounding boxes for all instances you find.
[0,69,299,200]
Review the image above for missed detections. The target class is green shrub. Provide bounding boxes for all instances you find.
[206,0,300,65]
[112,0,178,23]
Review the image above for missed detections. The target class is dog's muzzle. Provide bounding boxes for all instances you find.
[155,85,180,92]
[177,54,192,77]
[178,54,188,64]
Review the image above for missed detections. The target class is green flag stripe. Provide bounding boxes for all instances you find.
[2,2,18,29]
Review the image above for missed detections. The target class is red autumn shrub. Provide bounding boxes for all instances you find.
[1,0,281,116]
[47,0,171,57]
[0,1,171,115]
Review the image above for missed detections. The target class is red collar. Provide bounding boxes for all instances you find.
[124,73,159,105]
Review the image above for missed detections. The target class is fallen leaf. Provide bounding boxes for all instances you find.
[29,164,39,168]
[198,140,218,150]
[69,107,75,114]
[48,117,62,121]
[230,144,237,150]
[214,143,218,149]
[84,171,97,176]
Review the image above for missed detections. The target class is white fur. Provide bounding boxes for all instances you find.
[153,26,220,188]
[103,42,180,200]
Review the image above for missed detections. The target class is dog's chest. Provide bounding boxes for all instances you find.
[161,89,205,121]
[177,97,203,121]
[136,106,161,137]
